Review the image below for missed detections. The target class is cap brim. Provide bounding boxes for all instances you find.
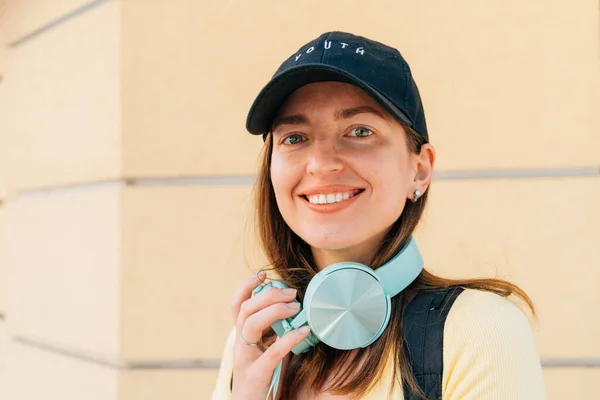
[246,64,413,135]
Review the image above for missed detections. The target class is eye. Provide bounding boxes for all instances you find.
[347,126,373,138]
[282,134,306,145]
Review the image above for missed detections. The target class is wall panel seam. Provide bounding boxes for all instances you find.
[12,167,600,198]
[8,0,110,48]
[11,336,221,370]
[9,335,600,370]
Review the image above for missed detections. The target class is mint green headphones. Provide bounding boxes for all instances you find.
[253,237,423,355]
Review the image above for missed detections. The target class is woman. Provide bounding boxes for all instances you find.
[212,31,546,399]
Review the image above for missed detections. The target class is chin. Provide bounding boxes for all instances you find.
[298,230,368,252]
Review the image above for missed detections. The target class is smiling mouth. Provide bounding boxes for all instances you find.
[302,189,365,205]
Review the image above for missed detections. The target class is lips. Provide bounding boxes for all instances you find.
[302,189,365,204]
[300,185,365,196]
[300,189,365,213]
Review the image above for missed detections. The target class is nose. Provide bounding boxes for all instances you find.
[306,138,343,176]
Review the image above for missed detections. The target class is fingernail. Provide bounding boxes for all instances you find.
[298,326,310,334]
[257,271,266,280]
[282,288,297,296]
[287,302,300,310]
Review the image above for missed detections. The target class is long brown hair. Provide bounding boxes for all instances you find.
[252,125,535,399]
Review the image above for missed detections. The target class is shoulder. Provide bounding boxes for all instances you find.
[447,288,530,330]
[444,288,536,353]
[442,289,546,399]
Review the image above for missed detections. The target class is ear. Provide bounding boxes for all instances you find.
[408,144,435,201]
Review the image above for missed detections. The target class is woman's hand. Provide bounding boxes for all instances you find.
[230,272,311,400]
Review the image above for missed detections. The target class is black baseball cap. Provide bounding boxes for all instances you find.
[246,31,429,141]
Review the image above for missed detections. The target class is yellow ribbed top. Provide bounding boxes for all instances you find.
[212,289,547,399]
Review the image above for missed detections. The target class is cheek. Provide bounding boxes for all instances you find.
[364,154,410,194]
[364,159,412,219]
[270,154,298,206]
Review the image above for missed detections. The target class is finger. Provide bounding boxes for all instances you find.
[255,326,311,372]
[237,287,298,332]
[230,271,267,321]
[234,298,301,367]
[240,301,301,345]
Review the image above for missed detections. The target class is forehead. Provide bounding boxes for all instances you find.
[275,81,387,117]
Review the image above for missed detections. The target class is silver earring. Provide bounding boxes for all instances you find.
[412,189,421,203]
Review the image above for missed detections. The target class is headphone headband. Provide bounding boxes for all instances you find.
[374,237,423,297]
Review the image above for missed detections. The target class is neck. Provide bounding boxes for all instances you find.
[311,231,387,271]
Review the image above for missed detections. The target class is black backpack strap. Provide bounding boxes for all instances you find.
[402,287,464,399]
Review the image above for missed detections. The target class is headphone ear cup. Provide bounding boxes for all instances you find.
[305,266,389,350]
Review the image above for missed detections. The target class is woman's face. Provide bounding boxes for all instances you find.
[270,82,430,264]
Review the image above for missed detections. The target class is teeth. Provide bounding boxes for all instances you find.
[307,191,359,205]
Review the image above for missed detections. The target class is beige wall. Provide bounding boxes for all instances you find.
[0,0,598,398]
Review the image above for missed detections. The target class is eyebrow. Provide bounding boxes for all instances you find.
[271,114,308,132]
[336,106,385,120]
[271,105,385,132]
